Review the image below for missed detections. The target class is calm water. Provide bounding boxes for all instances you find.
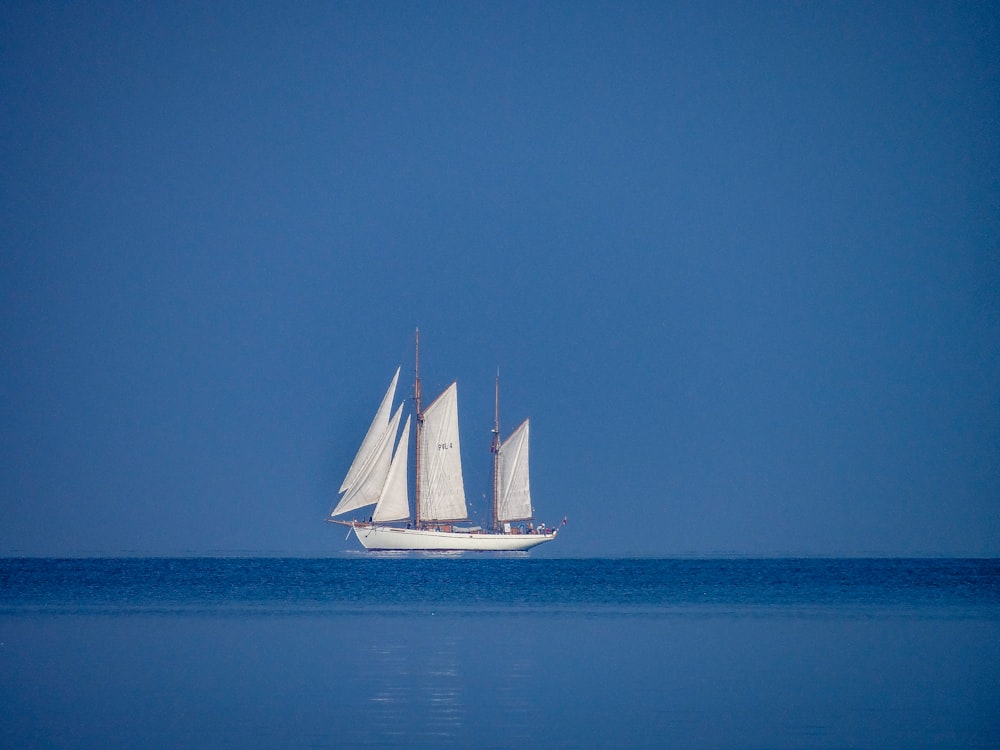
[2,558,998,749]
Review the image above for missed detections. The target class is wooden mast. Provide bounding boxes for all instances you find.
[491,369,500,532]
[413,328,422,528]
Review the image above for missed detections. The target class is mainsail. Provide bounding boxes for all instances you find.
[332,404,402,517]
[339,367,400,493]
[372,414,411,522]
[418,382,468,522]
[497,418,532,522]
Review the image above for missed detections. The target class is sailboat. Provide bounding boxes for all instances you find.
[328,332,558,551]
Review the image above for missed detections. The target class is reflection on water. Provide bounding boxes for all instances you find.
[365,642,410,746]
[2,612,998,749]
[364,631,465,747]
[423,642,462,742]
[348,619,555,748]
[1,559,998,749]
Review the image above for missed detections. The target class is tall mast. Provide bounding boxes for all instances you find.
[491,369,500,532]
[413,328,422,527]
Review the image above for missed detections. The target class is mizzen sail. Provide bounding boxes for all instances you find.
[497,418,532,522]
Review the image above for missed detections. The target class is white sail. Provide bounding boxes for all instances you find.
[418,382,468,522]
[373,415,411,522]
[332,403,402,517]
[339,367,400,493]
[497,418,532,522]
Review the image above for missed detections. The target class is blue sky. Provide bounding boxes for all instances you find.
[2,2,997,556]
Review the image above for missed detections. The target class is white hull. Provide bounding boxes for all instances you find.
[351,524,557,551]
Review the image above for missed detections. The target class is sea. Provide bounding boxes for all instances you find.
[1,557,998,749]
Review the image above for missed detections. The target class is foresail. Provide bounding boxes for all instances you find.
[373,414,411,522]
[418,382,468,521]
[497,418,531,521]
[332,403,402,517]
[339,367,400,493]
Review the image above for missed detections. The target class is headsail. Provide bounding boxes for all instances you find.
[332,403,402,517]
[372,414,411,522]
[418,382,468,522]
[339,367,400,493]
[497,418,532,522]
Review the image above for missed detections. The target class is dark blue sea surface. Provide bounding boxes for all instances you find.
[2,558,998,749]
